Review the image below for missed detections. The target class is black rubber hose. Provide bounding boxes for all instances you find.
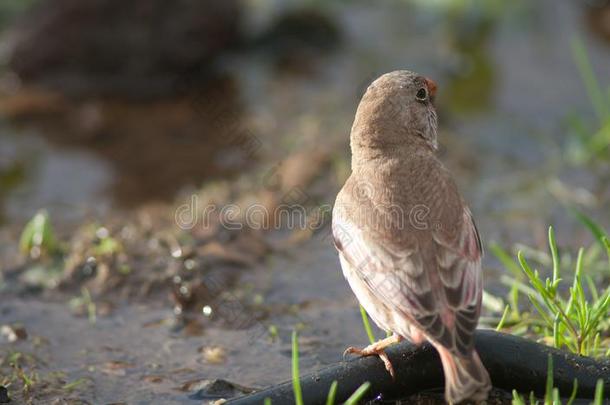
[226,330,610,404]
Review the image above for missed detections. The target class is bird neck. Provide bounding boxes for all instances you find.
[350,129,434,172]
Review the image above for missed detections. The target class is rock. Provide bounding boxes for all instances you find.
[183,379,255,401]
[8,0,241,97]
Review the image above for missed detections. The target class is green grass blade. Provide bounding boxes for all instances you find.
[482,290,506,313]
[292,331,304,405]
[344,382,371,405]
[490,242,522,278]
[264,398,272,405]
[584,292,610,338]
[511,390,526,405]
[548,226,560,288]
[566,378,578,405]
[553,313,561,349]
[593,379,604,405]
[496,304,511,331]
[585,274,599,302]
[574,249,588,333]
[571,37,608,124]
[570,208,608,248]
[552,387,560,404]
[602,236,610,274]
[588,121,610,153]
[592,333,601,357]
[325,381,338,405]
[509,284,521,319]
[62,377,88,391]
[359,305,377,345]
[528,294,554,328]
[518,252,549,297]
[501,275,544,306]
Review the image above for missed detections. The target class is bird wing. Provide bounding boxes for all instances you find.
[429,206,483,356]
[333,204,482,357]
[332,211,436,327]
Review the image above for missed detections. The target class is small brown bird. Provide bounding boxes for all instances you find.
[332,70,491,403]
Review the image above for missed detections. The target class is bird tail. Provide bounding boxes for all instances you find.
[435,345,491,404]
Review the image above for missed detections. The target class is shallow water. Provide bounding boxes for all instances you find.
[2,0,610,403]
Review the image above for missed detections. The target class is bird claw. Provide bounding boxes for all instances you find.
[343,346,360,358]
[342,345,396,380]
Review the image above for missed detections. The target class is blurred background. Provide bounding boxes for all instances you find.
[1,0,610,403]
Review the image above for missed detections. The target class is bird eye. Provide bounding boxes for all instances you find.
[415,88,428,102]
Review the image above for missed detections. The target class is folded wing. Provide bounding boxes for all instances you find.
[333,206,483,356]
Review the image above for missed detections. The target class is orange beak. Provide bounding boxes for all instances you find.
[424,77,437,98]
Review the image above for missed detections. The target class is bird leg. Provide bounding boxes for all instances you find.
[343,334,402,379]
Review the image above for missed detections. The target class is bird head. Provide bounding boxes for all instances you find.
[351,70,439,157]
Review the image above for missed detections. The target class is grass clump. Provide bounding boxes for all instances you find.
[19,210,59,259]
[491,218,610,357]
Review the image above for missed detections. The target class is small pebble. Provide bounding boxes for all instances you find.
[201,346,226,364]
[0,385,9,403]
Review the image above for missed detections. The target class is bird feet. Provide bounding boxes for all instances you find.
[343,334,402,380]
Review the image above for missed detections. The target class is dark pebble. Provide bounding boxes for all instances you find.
[187,379,254,401]
[0,386,9,403]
